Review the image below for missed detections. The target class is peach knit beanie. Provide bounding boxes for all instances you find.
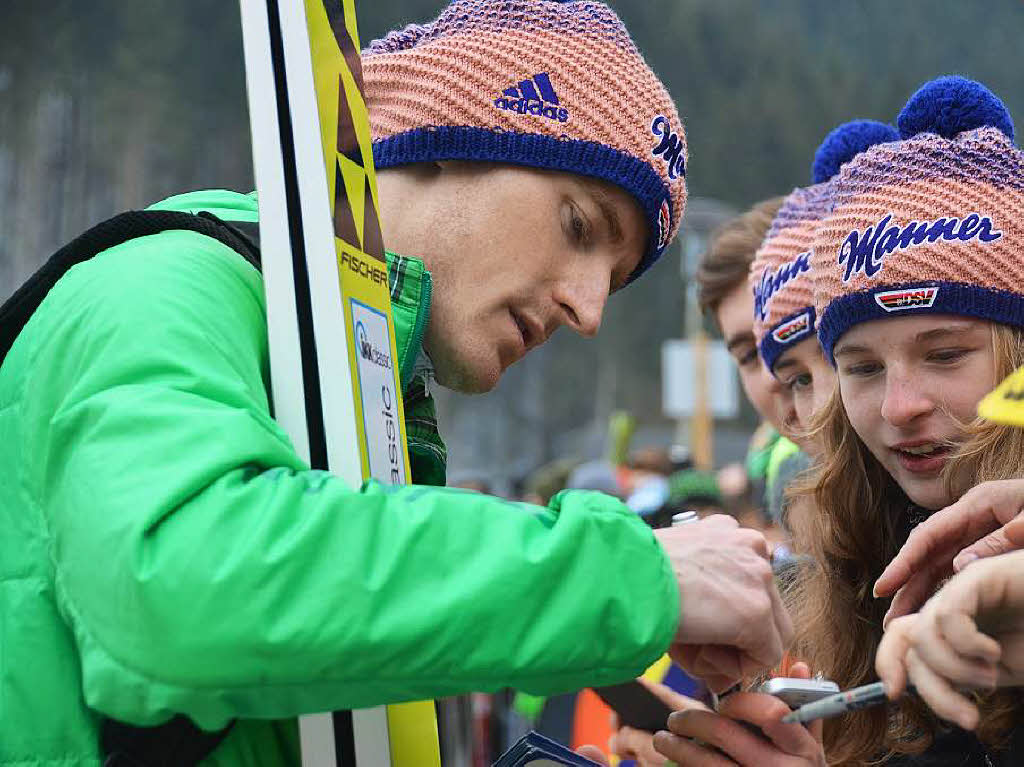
[813,76,1023,363]
[362,0,686,281]
[751,121,898,372]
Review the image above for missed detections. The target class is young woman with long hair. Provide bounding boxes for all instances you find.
[653,77,1024,766]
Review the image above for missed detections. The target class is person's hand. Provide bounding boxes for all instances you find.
[874,480,1024,625]
[876,549,1024,729]
[652,663,824,766]
[654,515,793,692]
[577,678,709,766]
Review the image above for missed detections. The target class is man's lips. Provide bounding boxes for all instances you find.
[509,309,545,352]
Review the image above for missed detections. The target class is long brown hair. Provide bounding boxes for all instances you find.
[787,322,1024,765]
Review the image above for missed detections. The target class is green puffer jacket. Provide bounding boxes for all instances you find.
[0,190,678,766]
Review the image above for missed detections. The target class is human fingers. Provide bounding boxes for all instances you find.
[611,726,666,765]
[874,481,1022,598]
[653,729,737,766]
[670,644,741,693]
[637,676,711,713]
[910,612,999,690]
[883,563,951,628]
[717,693,823,760]
[663,709,771,765]
[874,508,973,598]
[953,520,1022,572]
[1003,514,1024,548]
[684,643,741,692]
[782,664,824,744]
[935,610,1002,667]
[733,555,786,669]
[876,615,915,699]
[575,745,609,765]
[669,704,825,765]
[788,662,811,680]
[906,647,981,730]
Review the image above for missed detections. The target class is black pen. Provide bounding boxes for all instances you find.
[782,682,914,724]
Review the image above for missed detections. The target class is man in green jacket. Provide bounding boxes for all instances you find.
[0,2,791,764]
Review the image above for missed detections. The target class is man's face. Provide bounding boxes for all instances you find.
[405,164,646,393]
[715,282,794,432]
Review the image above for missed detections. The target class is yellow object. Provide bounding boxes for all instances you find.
[978,364,1024,426]
[302,0,440,763]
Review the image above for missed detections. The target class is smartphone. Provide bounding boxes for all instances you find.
[757,677,839,709]
[591,681,674,733]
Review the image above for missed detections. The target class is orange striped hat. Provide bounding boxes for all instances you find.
[812,76,1024,363]
[751,121,898,372]
[363,0,686,281]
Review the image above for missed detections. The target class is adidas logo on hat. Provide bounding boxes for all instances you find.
[493,72,569,123]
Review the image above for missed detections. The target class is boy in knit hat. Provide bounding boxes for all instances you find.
[751,120,898,438]
[0,1,792,764]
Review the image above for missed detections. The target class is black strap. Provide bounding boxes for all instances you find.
[0,209,260,364]
[0,208,260,765]
[101,716,236,767]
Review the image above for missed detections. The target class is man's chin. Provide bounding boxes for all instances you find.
[433,358,502,394]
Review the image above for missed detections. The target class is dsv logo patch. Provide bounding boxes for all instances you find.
[874,287,939,312]
[772,311,812,343]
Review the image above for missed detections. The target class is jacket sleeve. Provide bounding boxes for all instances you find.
[22,232,679,730]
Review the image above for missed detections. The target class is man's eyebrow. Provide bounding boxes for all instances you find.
[834,343,871,358]
[773,358,795,372]
[725,333,755,352]
[586,184,623,245]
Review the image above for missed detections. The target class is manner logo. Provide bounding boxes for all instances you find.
[650,115,685,181]
[839,213,1002,282]
[753,251,812,322]
[772,311,812,343]
[874,287,940,312]
[493,72,569,123]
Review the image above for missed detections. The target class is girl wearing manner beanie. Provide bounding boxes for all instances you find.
[655,77,1024,767]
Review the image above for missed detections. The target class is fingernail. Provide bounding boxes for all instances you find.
[954,552,978,571]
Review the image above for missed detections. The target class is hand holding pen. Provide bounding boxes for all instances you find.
[875,549,1024,730]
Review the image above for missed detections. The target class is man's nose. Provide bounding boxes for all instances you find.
[553,273,608,338]
[880,370,934,427]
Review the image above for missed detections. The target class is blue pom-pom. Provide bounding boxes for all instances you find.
[811,120,900,184]
[897,75,1014,142]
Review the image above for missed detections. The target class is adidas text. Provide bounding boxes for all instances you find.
[493,96,568,123]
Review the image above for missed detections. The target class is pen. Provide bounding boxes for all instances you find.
[781,682,912,724]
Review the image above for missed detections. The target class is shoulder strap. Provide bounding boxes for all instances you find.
[101,716,236,767]
[0,209,261,365]
[0,208,259,765]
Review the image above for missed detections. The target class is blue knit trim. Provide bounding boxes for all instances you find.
[372,125,674,281]
[759,306,817,373]
[818,281,1024,365]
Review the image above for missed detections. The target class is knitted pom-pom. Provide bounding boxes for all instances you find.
[897,75,1014,142]
[811,120,899,184]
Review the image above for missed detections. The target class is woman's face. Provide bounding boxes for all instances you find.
[772,336,837,444]
[836,315,996,510]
